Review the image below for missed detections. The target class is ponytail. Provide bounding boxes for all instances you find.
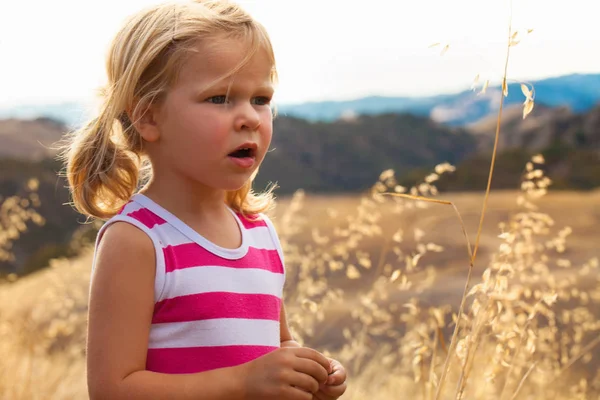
[61,102,144,220]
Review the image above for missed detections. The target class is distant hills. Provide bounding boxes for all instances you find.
[276,73,600,125]
[1,85,599,276]
[468,103,600,152]
[0,118,66,161]
[0,113,477,190]
[0,112,476,275]
[1,73,599,128]
[406,103,600,192]
[256,114,476,193]
[2,102,598,196]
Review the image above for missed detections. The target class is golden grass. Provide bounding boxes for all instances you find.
[277,163,600,400]
[0,163,598,399]
[0,179,44,267]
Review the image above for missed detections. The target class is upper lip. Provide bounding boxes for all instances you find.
[228,142,258,157]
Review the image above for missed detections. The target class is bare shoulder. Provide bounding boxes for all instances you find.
[97,220,155,255]
[95,221,156,274]
[91,220,157,306]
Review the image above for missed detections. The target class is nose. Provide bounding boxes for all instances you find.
[234,102,261,132]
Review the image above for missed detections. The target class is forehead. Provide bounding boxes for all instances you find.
[177,37,274,88]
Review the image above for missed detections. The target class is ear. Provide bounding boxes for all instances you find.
[130,102,161,143]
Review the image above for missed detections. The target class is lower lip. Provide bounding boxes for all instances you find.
[228,156,255,169]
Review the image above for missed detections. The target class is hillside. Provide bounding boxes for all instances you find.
[468,103,600,152]
[0,158,87,276]
[406,104,600,192]
[1,103,598,275]
[0,118,67,161]
[0,112,475,275]
[255,114,476,193]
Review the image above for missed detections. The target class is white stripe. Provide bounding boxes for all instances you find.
[148,318,280,348]
[245,226,278,249]
[150,223,196,246]
[261,213,286,266]
[122,201,144,215]
[149,223,277,250]
[162,266,284,300]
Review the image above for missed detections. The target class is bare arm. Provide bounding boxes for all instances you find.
[87,222,245,400]
[280,302,303,348]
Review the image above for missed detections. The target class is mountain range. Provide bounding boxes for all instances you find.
[1,73,599,128]
[276,73,600,125]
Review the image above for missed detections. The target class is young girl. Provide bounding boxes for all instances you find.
[62,1,347,399]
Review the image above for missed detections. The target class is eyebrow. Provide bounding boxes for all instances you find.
[254,85,275,93]
[199,83,274,95]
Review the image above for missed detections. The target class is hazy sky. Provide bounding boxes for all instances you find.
[0,0,597,106]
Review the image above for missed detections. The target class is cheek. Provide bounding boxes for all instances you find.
[172,108,228,148]
[261,110,274,141]
[258,124,273,164]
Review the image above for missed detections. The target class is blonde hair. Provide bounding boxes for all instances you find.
[60,0,277,220]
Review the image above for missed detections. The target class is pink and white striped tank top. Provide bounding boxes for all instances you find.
[92,193,285,374]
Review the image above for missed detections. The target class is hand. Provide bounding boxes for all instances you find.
[240,347,332,400]
[312,358,347,400]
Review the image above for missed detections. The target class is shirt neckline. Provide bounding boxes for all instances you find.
[131,193,249,260]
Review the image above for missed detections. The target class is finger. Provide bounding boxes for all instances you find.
[326,368,347,385]
[313,390,336,400]
[293,348,332,373]
[288,370,320,394]
[285,385,314,400]
[326,360,347,385]
[294,357,329,385]
[319,382,348,398]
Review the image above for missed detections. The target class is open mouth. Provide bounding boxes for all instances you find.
[228,147,255,158]
[227,144,258,169]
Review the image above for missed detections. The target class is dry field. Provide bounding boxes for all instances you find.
[0,165,599,399]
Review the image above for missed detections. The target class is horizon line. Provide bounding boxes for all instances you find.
[1,71,598,109]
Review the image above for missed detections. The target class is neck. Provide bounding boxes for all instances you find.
[141,170,229,220]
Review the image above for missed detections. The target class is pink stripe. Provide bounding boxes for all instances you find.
[237,213,268,229]
[127,208,167,228]
[146,345,277,374]
[152,292,281,324]
[117,201,131,215]
[163,244,283,274]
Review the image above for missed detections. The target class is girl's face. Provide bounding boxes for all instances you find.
[147,38,275,193]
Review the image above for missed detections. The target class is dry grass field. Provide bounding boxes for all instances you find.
[1,160,599,399]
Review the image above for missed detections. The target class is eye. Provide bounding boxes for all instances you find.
[252,96,272,106]
[206,95,228,104]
